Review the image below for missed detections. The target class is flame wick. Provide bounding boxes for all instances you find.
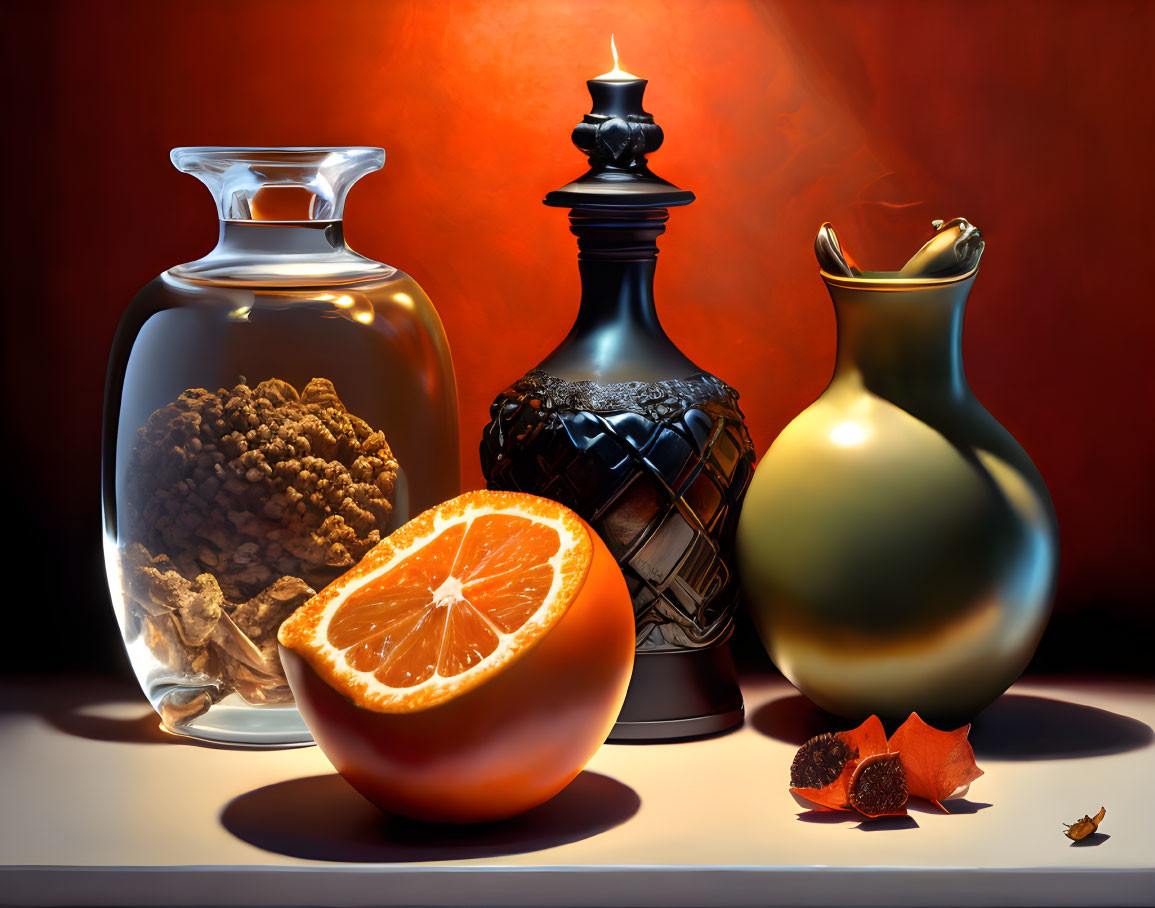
[594,33,639,81]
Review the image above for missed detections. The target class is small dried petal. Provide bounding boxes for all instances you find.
[1064,806,1106,841]
[848,752,908,818]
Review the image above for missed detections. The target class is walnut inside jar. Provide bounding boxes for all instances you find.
[120,377,399,711]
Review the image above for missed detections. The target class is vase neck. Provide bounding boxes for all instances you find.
[536,207,699,383]
[828,274,975,407]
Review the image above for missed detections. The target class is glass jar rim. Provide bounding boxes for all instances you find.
[171,147,385,221]
[171,146,384,169]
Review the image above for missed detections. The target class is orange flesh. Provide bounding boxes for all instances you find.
[326,514,562,688]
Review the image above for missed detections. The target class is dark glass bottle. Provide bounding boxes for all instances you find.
[480,76,754,740]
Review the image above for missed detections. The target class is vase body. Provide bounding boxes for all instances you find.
[737,266,1058,724]
[481,207,755,740]
[102,148,459,745]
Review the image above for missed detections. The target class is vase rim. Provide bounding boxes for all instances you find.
[820,264,978,292]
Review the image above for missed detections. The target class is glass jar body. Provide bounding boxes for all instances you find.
[103,245,458,745]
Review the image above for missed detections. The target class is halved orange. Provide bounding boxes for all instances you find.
[278,490,635,823]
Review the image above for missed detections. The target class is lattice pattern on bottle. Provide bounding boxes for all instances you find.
[481,370,755,651]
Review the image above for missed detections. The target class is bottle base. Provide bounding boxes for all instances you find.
[609,641,744,742]
[610,707,746,741]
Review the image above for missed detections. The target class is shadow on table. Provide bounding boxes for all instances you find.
[924,798,992,815]
[796,810,920,831]
[749,694,843,745]
[751,693,1153,759]
[1070,832,1110,847]
[970,695,1153,760]
[793,796,989,829]
[1,679,171,745]
[16,683,292,751]
[48,700,172,745]
[221,771,640,862]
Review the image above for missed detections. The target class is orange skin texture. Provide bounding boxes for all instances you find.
[280,527,635,824]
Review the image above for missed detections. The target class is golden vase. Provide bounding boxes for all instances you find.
[737,220,1059,723]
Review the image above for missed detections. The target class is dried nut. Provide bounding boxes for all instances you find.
[848,752,909,818]
[790,732,856,790]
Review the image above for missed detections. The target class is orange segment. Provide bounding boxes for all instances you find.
[437,599,499,676]
[453,514,561,583]
[278,491,591,712]
[466,562,558,633]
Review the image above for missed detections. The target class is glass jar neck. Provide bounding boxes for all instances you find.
[170,219,394,286]
[214,219,347,255]
[828,274,974,406]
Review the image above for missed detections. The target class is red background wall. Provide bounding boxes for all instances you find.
[3,0,1152,673]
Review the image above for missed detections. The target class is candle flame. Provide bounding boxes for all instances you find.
[594,33,639,81]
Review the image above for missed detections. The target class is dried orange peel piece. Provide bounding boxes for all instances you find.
[889,712,984,810]
[278,491,591,713]
[1064,807,1106,841]
[789,712,983,817]
[790,715,889,811]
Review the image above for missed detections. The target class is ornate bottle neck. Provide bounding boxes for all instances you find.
[571,208,666,347]
[536,207,699,383]
[570,207,666,261]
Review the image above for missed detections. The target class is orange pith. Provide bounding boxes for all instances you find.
[278,491,591,713]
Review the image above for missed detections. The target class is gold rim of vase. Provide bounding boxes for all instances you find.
[819,264,979,292]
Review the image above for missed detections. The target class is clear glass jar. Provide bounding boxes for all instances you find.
[102,147,459,745]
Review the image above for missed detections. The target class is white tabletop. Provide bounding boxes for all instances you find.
[1,674,1152,907]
